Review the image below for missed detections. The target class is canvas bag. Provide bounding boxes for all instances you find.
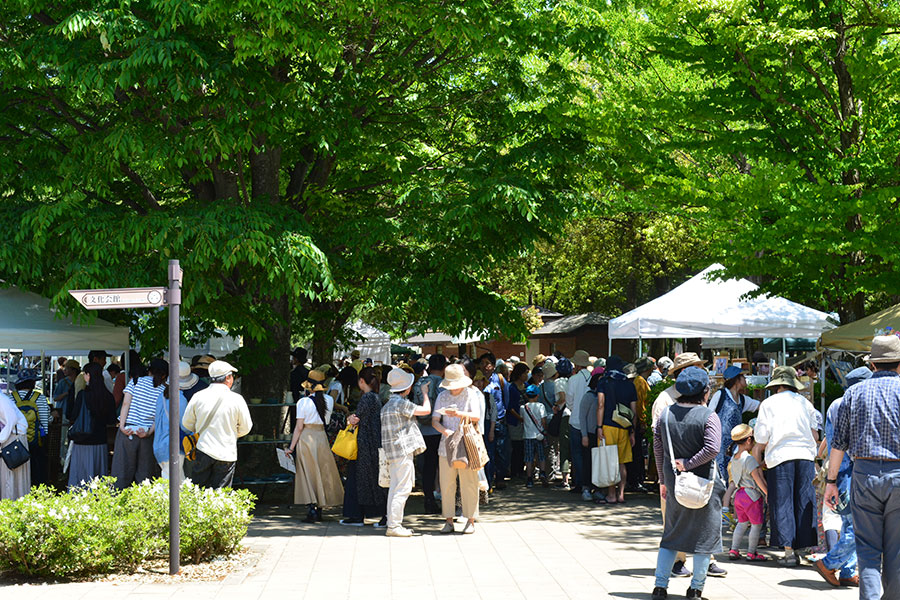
[377,448,390,487]
[462,418,489,470]
[663,407,717,509]
[591,444,620,488]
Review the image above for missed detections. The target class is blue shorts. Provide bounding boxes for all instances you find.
[524,438,545,463]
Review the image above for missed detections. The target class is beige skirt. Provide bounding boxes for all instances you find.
[1,433,32,501]
[294,424,343,507]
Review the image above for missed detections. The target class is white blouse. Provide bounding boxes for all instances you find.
[295,394,334,425]
[0,391,27,445]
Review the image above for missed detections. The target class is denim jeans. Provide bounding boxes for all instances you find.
[822,472,856,579]
[568,424,585,489]
[851,460,900,600]
[654,547,711,591]
[485,421,509,485]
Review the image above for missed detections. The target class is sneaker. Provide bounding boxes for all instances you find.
[728,549,741,561]
[339,518,365,526]
[745,552,767,562]
[686,589,703,599]
[707,562,727,577]
[373,517,387,529]
[385,526,413,537]
[777,554,800,567]
[462,521,475,534]
[582,489,593,501]
[671,561,692,578]
[651,586,668,599]
[440,521,455,534]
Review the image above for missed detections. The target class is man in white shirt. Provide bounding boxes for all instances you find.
[566,350,593,500]
[182,360,252,489]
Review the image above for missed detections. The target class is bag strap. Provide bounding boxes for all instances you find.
[664,406,719,482]
[196,393,225,435]
[523,403,546,436]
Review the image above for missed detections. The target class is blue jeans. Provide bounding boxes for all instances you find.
[568,424,585,489]
[822,472,856,578]
[654,547,710,591]
[851,460,900,600]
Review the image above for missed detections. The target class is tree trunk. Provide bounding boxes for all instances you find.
[307,299,353,365]
[241,296,291,401]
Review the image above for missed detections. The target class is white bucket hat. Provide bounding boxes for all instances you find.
[439,364,473,390]
[178,361,199,390]
[387,367,415,392]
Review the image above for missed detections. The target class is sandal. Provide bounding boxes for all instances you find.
[746,553,768,562]
[728,550,741,561]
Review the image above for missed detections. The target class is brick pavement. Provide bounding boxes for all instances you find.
[2,486,855,600]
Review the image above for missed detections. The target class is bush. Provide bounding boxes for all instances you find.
[0,478,255,578]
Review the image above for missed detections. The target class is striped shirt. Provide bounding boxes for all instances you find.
[833,370,900,460]
[123,376,162,429]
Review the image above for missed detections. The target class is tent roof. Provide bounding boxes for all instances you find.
[0,287,130,352]
[532,313,611,336]
[609,264,836,340]
[334,321,392,364]
[403,330,483,345]
[817,303,900,353]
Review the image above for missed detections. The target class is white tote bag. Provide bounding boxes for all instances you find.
[377,448,390,488]
[663,407,717,509]
[591,444,621,488]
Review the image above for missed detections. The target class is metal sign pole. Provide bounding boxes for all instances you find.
[167,260,182,575]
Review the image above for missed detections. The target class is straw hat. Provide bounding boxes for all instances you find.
[387,367,415,392]
[671,352,705,373]
[532,354,547,367]
[765,366,805,391]
[440,364,472,390]
[731,423,753,442]
[869,335,900,363]
[304,370,327,392]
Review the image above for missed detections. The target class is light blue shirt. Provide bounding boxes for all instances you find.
[153,391,188,464]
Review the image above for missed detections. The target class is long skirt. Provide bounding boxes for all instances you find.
[1,433,32,500]
[293,424,343,507]
[68,443,109,489]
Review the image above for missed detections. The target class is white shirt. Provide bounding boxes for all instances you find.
[522,401,547,440]
[295,393,334,425]
[754,390,818,468]
[651,385,681,429]
[566,369,591,430]
[0,392,27,445]
[707,388,760,414]
[181,383,252,463]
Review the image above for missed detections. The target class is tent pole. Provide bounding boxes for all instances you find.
[638,335,642,358]
[40,350,45,394]
[820,356,826,417]
[608,337,612,357]
[782,338,787,365]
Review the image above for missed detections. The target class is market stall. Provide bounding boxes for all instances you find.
[334,321,391,365]
[817,302,900,353]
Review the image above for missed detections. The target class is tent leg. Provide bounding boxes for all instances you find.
[608,338,612,358]
[40,350,45,394]
[820,356,826,416]
[638,336,642,358]
[782,338,787,365]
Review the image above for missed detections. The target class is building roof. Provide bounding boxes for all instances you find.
[531,312,611,336]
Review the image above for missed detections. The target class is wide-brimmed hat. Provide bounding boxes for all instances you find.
[387,367,415,392]
[440,364,473,390]
[304,369,327,392]
[672,352,705,373]
[65,359,81,370]
[178,361,199,390]
[870,335,900,363]
[594,357,607,368]
[532,354,547,367]
[541,361,557,379]
[675,366,709,396]
[766,366,805,391]
[623,363,637,379]
[572,350,591,368]
[634,357,655,374]
[731,423,753,442]
[657,356,674,371]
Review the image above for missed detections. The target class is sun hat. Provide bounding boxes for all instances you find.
[387,367,415,393]
[623,363,637,379]
[731,423,753,442]
[197,355,216,366]
[594,357,607,368]
[440,363,473,390]
[657,356,674,371]
[65,359,80,370]
[351,349,361,359]
[541,361,557,379]
[722,365,743,381]
[845,366,873,388]
[509,356,520,364]
[556,357,574,377]
[208,360,238,379]
[178,361,199,390]
[399,363,414,374]
[671,352,705,373]
[315,364,332,376]
[525,384,540,397]
[303,369,327,392]
[532,354,547,367]
[634,356,655,374]
[765,366,805,391]
[869,335,900,363]
[675,366,709,396]
[572,350,591,368]
[589,355,598,365]
[606,355,626,373]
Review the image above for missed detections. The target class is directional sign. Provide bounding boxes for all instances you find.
[69,287,168,310]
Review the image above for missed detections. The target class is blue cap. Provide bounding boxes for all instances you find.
[845,366,872,388]
[16,369,38,383]
[723,365,743,381]
[556,357,574,377]
[525,384,540,397]
[675,366,709,396]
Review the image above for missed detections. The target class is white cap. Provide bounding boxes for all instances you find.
[208,360,238,378]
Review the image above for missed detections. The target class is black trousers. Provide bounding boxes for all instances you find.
[29,439,47,486]
[580,432,598,491]
[342,460,386,519]
[421,434,441,503]
[626,425,646,487]
[510,439,525,479]
[191,449,236,489]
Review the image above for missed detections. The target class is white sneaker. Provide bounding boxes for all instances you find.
[385,526,413,537]
[462,521,475,535]
[339,519,365,527]
[582,489,593,501]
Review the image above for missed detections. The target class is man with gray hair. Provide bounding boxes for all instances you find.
[182,360,252,489]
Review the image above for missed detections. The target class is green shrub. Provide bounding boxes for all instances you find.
[0,478,255,578]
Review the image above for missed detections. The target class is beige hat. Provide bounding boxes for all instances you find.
[869,335,900,363]
[766,366,805,391]
[440,363,473,390]
[731,423,753,442]
[572,350,591,368]
[672,352,705,373]
[387,367,415,392]
[541,361,557,379]
[208,360,238,379]
[178,361,199,390]
[532,353,547,367]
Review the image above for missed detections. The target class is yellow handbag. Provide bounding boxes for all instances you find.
[331,425,358,460]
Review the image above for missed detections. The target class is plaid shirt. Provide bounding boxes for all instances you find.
[380,395,426,462]
[833,370,900,460]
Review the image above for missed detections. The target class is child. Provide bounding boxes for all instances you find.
[380,367,431,537]
[521,384,548,488]
[724,423,768,561]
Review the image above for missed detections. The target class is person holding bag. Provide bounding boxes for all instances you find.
[651,367,724,600]
[596,356,638,504]
[0,389,30,500]
[432,364,483,534]
[67,362,116,488]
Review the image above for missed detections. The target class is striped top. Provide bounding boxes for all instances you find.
[123,376,162,429]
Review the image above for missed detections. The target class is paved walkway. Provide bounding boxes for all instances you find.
[4,486,853,600]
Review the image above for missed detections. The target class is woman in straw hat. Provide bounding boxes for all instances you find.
[285,370,343,523]
[751,366,819,567]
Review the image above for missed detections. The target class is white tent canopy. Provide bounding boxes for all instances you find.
[0,286,129,353]
[335,322,391,365]
[609,264,836,340]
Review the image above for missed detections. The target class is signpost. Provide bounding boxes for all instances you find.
[69,260,183,575]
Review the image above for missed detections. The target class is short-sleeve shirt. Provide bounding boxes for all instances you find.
[728,452,762,502]
[754,390,818,468]
[381,395,425,461]
[522,401,547,440]
[434,388,476,457]
[123,376,163,430]
[295,394,334,425]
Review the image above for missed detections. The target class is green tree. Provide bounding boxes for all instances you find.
[0,0,608,393]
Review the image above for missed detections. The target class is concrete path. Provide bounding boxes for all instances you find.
[3,486,853,599]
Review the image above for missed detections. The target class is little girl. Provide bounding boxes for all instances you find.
[724,423,768,561]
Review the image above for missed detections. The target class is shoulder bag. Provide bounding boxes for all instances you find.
[663,407,717,509]
[183,394,225,461]
[68,394,96,443]
[1,438,30,470]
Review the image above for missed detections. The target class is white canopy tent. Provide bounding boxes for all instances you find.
[334,322,391,365]
[609,264,836,344]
